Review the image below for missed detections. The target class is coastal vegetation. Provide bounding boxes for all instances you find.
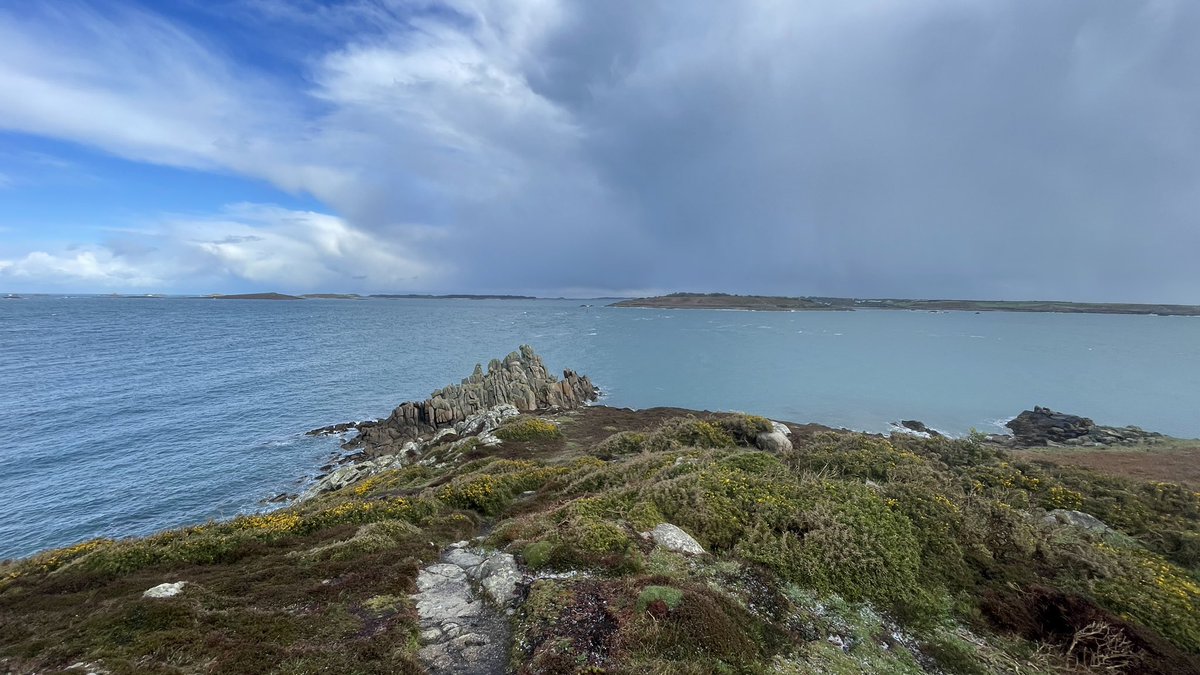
[2,406,1198,673]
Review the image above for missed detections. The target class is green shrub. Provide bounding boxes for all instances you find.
[523,541,554,569]
[714,414,773,445]
[435,460,567,515]
[495,417,562,442]
[636,585,684,613]
[1087,542,1200,651]
[646,417,735,452]
[296,519,418,561]
[593,431,647,458]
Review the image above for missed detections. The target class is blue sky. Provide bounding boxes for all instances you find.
[2,1,1198,300]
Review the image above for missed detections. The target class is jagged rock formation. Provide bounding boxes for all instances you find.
[310,345,596,457]
[1005,406,1164,447]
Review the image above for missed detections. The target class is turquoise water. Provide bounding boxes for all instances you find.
[2,296,1199,559]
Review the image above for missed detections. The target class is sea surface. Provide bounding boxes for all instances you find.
[2,296,1199,559]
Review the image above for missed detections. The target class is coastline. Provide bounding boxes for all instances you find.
[611,293,1200,317]
[3,348,1199,673]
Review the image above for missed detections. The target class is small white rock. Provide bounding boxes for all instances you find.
[756,430,793,453]
[143,581,187,598]
[645,523,706,555]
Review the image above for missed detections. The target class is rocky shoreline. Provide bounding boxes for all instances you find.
[4,347,1199,674]
[301,351,1174,504]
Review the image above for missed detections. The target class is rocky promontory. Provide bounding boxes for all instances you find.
[1004,405,1165,447]
[310,345,598,457]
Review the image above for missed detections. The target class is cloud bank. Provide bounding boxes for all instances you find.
[1,0,1198,300]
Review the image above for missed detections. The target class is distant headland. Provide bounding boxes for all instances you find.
[612,292,1200,316]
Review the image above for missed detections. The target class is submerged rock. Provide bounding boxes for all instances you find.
[898,420,942,437]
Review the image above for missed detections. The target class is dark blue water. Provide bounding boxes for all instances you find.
[2,296,1199,559]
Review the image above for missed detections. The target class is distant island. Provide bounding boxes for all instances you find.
[197,292,540,302]
[613,292,1200,316]
[370,293,538,300]
[207,292,304,301]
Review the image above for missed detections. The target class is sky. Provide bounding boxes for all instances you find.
[0,0,1197,301]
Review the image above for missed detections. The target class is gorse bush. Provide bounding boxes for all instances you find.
[5,408,1200,673]
[435,459,567,515]
[495,416,562,442]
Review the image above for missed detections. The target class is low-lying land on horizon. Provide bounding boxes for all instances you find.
[612,292,1200,316]
[3,347,1198,675]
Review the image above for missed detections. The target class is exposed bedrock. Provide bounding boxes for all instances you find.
[1004,405,1164,447]
[308,345,597,457]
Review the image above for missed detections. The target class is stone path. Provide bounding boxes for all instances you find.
[411,542,520,675]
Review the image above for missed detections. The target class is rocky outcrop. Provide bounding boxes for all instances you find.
[300,404,520,500]
[311,345,597,457]
[1005,406,1164,447]
[411,542,520,675]
[899,420,942,437]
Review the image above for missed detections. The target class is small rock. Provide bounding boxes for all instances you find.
[756,431,793,453]
[645,523,706,555]
[445,548,485,570]
[143,581,187,598]
[66,662,109,675]
[1041,509,1114,534]
[478,553,520,606]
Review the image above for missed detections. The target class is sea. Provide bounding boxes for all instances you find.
[2,296,1198,560]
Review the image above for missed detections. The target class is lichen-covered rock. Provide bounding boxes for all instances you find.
[411,543,519,674]
[1042,509,1115,535]
[645,523,706,555]
[143,582,187,598]
[756,430,793,453]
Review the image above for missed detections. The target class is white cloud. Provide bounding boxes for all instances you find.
[0,249,161,287]
[0,204,439,293]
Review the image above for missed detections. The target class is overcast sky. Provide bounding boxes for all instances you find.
[0,0,1197,301]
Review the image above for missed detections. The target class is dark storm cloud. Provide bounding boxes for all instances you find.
[445,0,1199,301]
[2,0,1197,299]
